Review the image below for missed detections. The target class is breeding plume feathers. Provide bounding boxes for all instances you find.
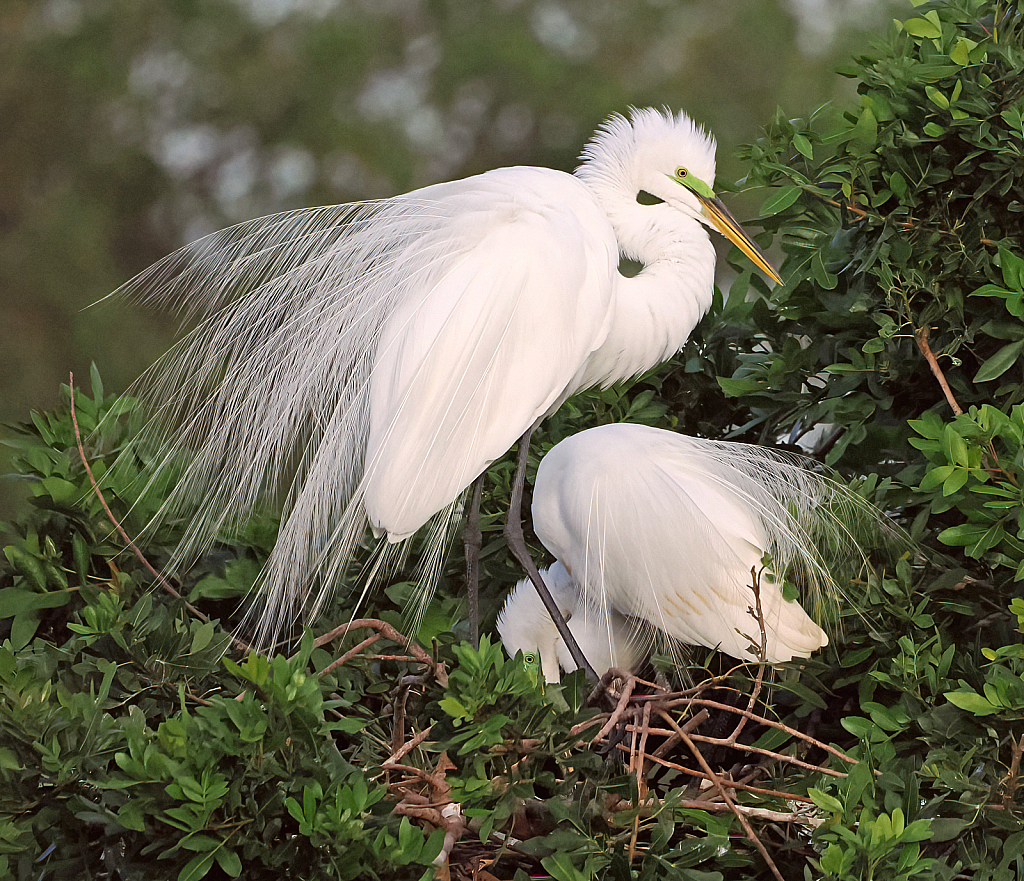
[531,424,896,666]
[104,108,775,648]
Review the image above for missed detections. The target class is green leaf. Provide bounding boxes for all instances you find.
[942,425,970,467]
[902,17,942,38]
[0,586,70,616]
[812,251,838,290]
[898,818,933,843]
[974,339,1024,382]
[759,184,802,216]
[999,247,1024,291]
[925,85,949,110]
[214,846,242,877]
[808,787,844,815]
[945,690,999,715]
[89,362,105,402]
[116,803,147,832]
[717,376,763,397]
[3,548,49,591]
[178,850,215,881]
[942,467,969,496]
[937,523,987,548]
[793,133,813,159]
[438,697,469,719]
[928,817,970,841]
[10,613,40,650]
[850,105,878,152]
[542,852,590,881]
[950,40,970,66]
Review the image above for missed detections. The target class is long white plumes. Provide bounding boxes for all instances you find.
[110,198,480,644]
[532,424,898,667]
[102,107,747,652]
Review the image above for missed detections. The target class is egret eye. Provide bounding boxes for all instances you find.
[675,166,689,178]
[523,652,536,664]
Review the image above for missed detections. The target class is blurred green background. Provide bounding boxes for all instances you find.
[0,0,901,520]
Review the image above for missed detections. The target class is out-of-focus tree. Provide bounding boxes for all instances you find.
[0,0,900,519]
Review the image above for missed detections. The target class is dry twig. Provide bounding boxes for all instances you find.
[914,326,964,415]
[315,618,448,686]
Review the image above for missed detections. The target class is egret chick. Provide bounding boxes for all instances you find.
[531,424,885,665]
[497,563,640,683]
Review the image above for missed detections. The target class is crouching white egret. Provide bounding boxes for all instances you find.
[498,423,889,677]
[497,563,641,684]
[109,107,780,663]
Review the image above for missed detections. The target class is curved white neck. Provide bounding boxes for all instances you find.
[579,195,717,389]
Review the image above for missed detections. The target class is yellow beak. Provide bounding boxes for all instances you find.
[697,194,783,285]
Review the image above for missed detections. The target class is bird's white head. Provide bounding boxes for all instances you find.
[578,107,716,224]
[577,107,781,284]
[496,564,577,685]
[497,563,641,684]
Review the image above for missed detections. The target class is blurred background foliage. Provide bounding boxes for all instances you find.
[0,0,902,520]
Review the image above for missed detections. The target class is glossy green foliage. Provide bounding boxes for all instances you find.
[711,0,1023,474]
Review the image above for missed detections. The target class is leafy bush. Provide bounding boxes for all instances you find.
[3,1,1024,878]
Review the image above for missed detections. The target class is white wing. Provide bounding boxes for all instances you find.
[111,167,615,638]
[364,168,616,539]
[532,424,839,664]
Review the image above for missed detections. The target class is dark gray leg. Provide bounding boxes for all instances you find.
[463,474,484,648]
[503,427,598,682]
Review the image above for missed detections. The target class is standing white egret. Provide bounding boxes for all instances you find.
[497,563,640,683]
[519,423,886,667]
[111,108,780,662]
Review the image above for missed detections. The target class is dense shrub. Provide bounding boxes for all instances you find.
[2,1,1023,878]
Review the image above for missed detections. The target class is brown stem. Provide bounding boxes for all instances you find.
[382,725,434,767]
[590,672,638,743]
[317,634,381,676]
[387,754,461,879]
[660,712,786,881]
[1003,731,1024,808]
[913,327,963,415]
[676,697,860,767]
[728,568,769,744]
[314,618,448,686]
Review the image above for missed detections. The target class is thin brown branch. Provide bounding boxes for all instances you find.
[318,634,381,676]
[382,725,435,768]
[913,327,963,415]
[387,753,462,879]
[728,567,769,743]
[679,697,860,766]
[607,795,821,824]
[591,681,638,743]
[821,196,871,219]
[684,732,848,778]
[1003,731,1024,808]
[314,618,448,686]
[660,712,786,881]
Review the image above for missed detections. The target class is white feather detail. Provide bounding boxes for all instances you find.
[497,563,640,683]
[531,424,891,665]
[105,109,727,646]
